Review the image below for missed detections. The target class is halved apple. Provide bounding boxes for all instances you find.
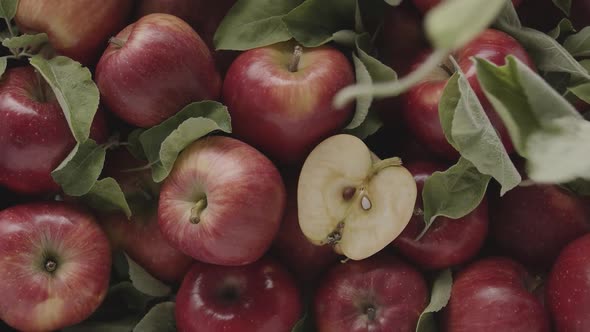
[298,134,417,260]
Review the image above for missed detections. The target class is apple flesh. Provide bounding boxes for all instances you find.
[298,134,417,260]
[271,171,341,283]
[176,256,302,332]
[442,257,550,332]
[392,161,489,270]
[402,29,535,160]
[158,136,286,266]
[101,148,192,284]
[0,202,111,332]
[15,0,133,66]
[315,254,428,332]
[0,66,107,195]
[223,42,355,165]
[546,233,590,331]
[490,184,590,270]
[96,13,221,128]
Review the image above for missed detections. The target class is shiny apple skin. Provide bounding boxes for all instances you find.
[158,136,286,266]
[442,257,550,332]
[402,29,534,160]
[101,149,192,284]
[546,234,590,331]
[271,172,341,283]
[96,13,221,128]
[0,66,107,195]
[392,161,489,270]
[413,0,522,14]
[0,202,111,332]
[490,184,590,270]
[135,0,238,74]
[315,254,428,332]
[15,0,133,66]
[176,256,302,332]
[222,42,355,165]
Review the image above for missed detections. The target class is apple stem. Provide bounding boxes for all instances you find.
[45,259,57,273]
[371,157,402,175]
[190,198,207,224]
[109,37,126,48]
[288,45,303,72]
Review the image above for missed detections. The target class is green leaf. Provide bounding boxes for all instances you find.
[2,33,48,50]
[569,82,590,104]
[346,54,372,130]
[552,0,571,15]
[283,0,356,47]
[0,0,18,20]
[125,254,171,297]
[213,0,303,50]
[83,178,132,218]
[422,158,491,232]
[564,26,590,57]
[548,18,575,39]
[495,6,590,81]
[425,0,505,50]
[384,0,402,5]
[343,108,383,139]
[133,302,176,332]
[29,55,99,142]
[126,128,147,161]
[416,269,453,332]
[139,101,232,183]
[563,178,590,196]
[476,56,590,183]
[51,140,105,196]
[0,55,8,79]
[439,68,521,195]
[62,317,140,332]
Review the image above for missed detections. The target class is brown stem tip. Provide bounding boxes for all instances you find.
[288,45,303,72]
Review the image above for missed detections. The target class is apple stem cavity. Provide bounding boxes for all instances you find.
[288,45,303,73]
[108,37,126,49]
[189,198,207,224]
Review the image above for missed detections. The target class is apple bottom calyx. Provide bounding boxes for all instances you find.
[324,157,404,248]
[189,197,207,224]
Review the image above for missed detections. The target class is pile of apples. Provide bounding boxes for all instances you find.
[1,0,589,331]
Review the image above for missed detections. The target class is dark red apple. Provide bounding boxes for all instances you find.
[392,161,489,270]
[315,254,428,332]
[402,29,534,160]
[96,13,221,128]
[134,0,238,74]
[546,233,590,331]
[271,171,341,283]
[0,66,107,195]
[490,184,590,270]
[413,0,522,14]
[176,256,302,332]
[15,0,133,66]
[0,202,111,331]
[101,148,192,283]
[222,42,355,165]
[158,136,286,266]
[442,257,550,332]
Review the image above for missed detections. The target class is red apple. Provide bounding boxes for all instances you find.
[134,0,238,74]
[15,0,133,66]
[95,13,221,128]
[158,136,286,266]
[315,254,429,332]
[402,29,534,160]
[490,184,590,270]
[392,161,489,270]
[546,233,590,331]
[413,0,522,14]
[271,171,341,283]
[222,42,355,165]
[101,148,192,283]
[442,257,550,332]
[0,66,107,195]
[0,202,111,331]
[176,256,302,332]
